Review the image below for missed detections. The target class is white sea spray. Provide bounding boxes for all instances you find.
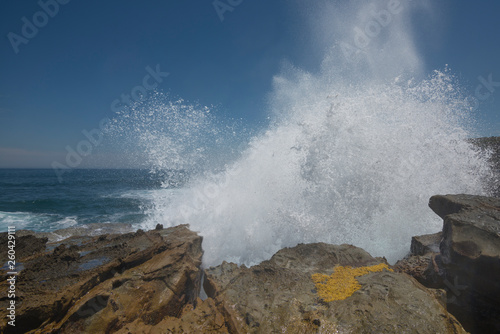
[108,0,491,267]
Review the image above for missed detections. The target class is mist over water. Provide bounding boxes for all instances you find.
[109,1,491,267]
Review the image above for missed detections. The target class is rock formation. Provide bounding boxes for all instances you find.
[430,194,500,334]
[397,194,500,334]
[203,243,466,333]
[0,225,203,333]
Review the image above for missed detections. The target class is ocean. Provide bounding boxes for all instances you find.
[0,168,179,233]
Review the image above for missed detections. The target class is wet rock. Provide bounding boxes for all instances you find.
[204,243,466,333]
[394,231,443,288]
[0,224,203,334]
[0,233,48,264]
[28,223,135,243]
[426,194,500,334]
[52,244,79,262]
[411,232,442,256]
[394,253,442,288]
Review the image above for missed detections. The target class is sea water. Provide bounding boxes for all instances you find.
[0,169,170,232]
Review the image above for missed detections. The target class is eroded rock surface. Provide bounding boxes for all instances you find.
[411,232,442,256]
[115,297,230,333]
[394,232,443,288]
[427,194,500,334]
[0,233,48,265]
[0,225,203,333]
[204,243,466,333]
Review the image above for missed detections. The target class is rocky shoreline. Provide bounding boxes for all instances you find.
[1,194,499,333]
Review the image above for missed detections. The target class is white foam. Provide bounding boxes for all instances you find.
[55,216,78,228]
[0,211,32,230]
[109,1,491,267]
[117,189,179,201]
[0,211,78,232]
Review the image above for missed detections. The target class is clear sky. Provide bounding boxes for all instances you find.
[1,0,500,168]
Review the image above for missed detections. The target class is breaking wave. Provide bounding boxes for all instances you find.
[108,0,491,267]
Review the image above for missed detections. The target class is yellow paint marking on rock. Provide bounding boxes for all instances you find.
[311,263,393,302]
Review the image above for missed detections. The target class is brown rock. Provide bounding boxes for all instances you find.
[116,298,230,333]
[427,194,500,334]
[204,243,466,333]
[0,224,203,333]
[411,232,442,256]
[0,233,48,264]
[395,231,443,288]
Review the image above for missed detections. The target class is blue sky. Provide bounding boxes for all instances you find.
[1,0,500,168]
